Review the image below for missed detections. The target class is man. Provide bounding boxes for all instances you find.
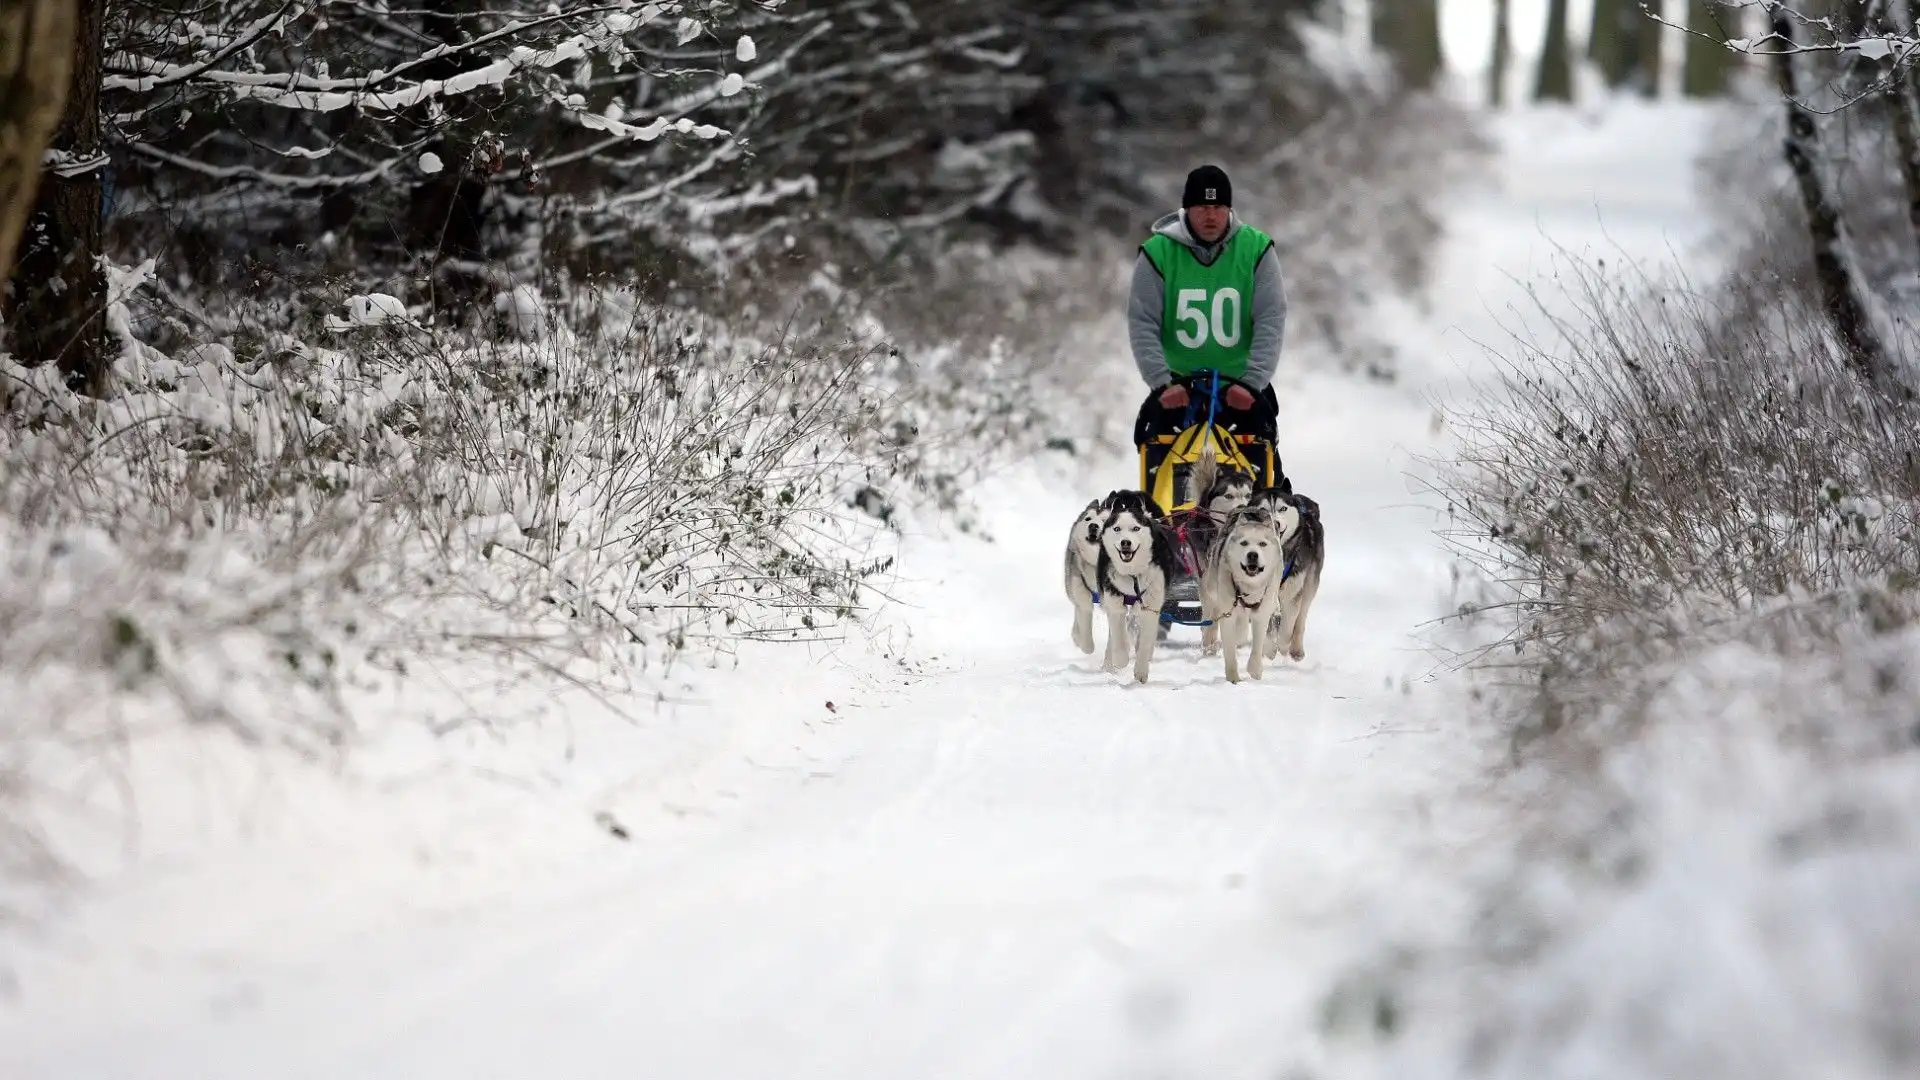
[1127,164,1287,449]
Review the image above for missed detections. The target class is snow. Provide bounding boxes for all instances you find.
[737,34,757,62]
[324,292,412,330]
[492,284,546,338]
[0,99,1725,1077]
[418,152,444,175]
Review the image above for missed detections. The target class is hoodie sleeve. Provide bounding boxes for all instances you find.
[1128,249,1171,388]
[1243,245,1287,391]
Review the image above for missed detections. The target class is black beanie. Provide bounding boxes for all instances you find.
[1182,165,1231,208]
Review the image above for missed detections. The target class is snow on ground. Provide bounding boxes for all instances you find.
[0,98,1723,1079]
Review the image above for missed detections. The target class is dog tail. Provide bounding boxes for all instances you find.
[1189,442,1219,509]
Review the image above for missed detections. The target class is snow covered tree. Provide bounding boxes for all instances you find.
[0,0,75,279]
[4,0,102,391]
[1884,0,1920,251]
[0,0,1382,371]
[1764,6,1902,396]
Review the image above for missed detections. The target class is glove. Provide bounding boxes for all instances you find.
[1158,384,1190,408]
[1224,384,1256,411]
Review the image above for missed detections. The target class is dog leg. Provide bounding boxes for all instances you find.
[1101,597,1131,672]
[1201,620,1218,655]
[1133,609,1160,684]
[1222,611,1242,684]
[1071,594,1095,654]
[1248,604,1270,680]
[1288,576,1320,661]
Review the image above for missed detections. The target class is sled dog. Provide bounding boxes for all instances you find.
[1185,445,1258,655]
[1185,444,1257,538]
[1199,502,1287,683]
[1096,490,1176,684]
[1261,491,1324,662]
[1063,495,1111,654]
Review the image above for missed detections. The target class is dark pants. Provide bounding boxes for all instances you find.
[1132,376,1280,446]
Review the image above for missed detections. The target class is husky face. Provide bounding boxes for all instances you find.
[1268,500,1303,544]
[1222,516,1281,579]
[1070,499,1106,559]
[1244,487,1288,513]
[1098,491,1162,566]
[1102,505,1156,565]
[1203,470,1256,523]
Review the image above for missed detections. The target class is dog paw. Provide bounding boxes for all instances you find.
[1289,644,1305,661]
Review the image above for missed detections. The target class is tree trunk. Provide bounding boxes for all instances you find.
[1884,0,1920,256]
[1637,0,1668,97]
[1592,0,1656,91]
[1371,0,1446,92]
[407,0,492,307]
[1534,0,1575,103]
[1772,12,1904,398]
[1589,0,1621,72]
[1681,0,1731,97]
[4,0,101,393]
[1489,0,1513,107]
[0,0,75,282]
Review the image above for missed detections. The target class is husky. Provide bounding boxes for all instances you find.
[1262,492,1325,662]
[1096,490,1177,683]
[1063,495,1110,654]
[1198,501,1287,683]
[1185,444,1258,533]
[1184,444,1258,655]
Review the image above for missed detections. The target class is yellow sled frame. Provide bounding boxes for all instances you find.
[1138,422,1273,516]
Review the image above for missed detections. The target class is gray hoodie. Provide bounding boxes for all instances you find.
[1126,209,1287,391]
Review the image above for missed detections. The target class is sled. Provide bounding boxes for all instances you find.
[1134,370,1286,633]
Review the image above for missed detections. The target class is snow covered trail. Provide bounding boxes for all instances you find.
[0,101,1718,1080]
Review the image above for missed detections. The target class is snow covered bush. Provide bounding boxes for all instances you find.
[1339,243,1920,1076]
[0,261,1033,893]
[1436,253,1920,752]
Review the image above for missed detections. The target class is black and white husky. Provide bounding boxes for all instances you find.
[1262,492,1324,662]
[1096,490,1177,683]
[1198,502,1287,683]
[1063,496,1109,654]
[1185,445,1258,655]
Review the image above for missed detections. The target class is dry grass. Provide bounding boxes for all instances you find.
[1430,247,1920,762]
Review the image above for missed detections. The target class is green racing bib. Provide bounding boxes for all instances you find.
[1140,224,1273,381]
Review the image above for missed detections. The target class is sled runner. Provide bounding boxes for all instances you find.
[1134,370,1287,632]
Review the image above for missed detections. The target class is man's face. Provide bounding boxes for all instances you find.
[1187,204,1230,244]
